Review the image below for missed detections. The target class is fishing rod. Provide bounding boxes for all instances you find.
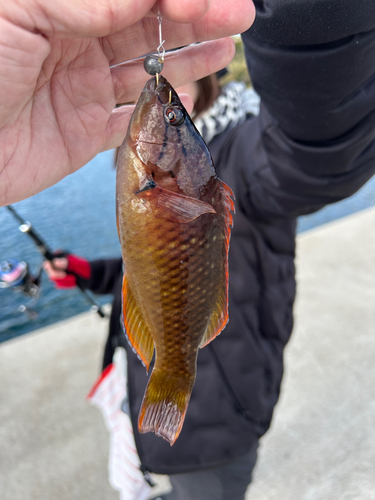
[4,205,106,318]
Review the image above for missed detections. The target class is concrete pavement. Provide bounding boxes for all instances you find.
[1,207,375,500]
[0,304,119,500]
[248,206,375,500]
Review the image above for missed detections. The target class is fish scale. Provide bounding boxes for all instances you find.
[116,75,234,444]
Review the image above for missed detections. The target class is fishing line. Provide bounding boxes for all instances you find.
[157,13,165,63]
[143,8,165,80]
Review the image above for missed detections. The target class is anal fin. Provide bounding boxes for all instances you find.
[122,275,154,370]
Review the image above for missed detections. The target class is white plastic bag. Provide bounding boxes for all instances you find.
[87,347,151,500]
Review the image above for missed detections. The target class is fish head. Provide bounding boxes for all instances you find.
[128,75,216,196]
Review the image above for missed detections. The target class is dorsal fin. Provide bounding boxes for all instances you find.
[122,275,154,370]
[221,179,235,239]
[200,179,234,348]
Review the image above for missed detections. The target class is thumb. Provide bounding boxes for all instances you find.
[52,258,69,270]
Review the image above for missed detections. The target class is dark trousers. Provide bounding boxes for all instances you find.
[163,442,258,500]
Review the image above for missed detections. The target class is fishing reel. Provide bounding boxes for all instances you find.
[0,259,42,317]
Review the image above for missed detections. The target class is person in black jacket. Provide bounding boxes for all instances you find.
[45,1,375,499]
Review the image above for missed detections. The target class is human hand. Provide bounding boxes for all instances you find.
[0,0,255,207]
[43,253,91,289]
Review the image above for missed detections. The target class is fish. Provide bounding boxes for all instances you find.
[116,75,234,445]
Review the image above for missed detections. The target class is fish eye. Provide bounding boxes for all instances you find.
[165,107,185,127]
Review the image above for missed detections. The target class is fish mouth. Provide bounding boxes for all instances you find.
[129,75,182,143]
[144,75,176,106]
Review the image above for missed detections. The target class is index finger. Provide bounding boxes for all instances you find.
[156,0,210,23]
[1,0,226,39]
[102,0,255,66]
[0,0,152,37]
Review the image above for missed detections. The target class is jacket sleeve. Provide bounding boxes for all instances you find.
[224,0,375,219]
[83,258,123,296]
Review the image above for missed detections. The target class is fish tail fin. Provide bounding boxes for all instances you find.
[138,368,194,445]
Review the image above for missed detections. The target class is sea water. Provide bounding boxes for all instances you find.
[0,150,120,342]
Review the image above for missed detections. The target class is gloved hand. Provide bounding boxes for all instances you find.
[43,252,91,289]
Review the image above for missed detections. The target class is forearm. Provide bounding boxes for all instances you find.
[84,258,123,295]
[238,0,375,217]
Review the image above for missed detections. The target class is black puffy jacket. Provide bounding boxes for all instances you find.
[84,0,375,474]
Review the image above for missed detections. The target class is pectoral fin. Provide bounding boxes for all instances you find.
[122,275,154,370]
[136,184,216,223]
